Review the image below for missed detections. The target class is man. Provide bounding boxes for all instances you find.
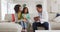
[32,4,49,32]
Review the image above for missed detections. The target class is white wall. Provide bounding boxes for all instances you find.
[0,0,1,20]
[47,0,60,13]
[11,1,43,14]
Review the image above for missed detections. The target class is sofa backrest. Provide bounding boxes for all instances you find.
[5,14,15,22]
[48,13,56,21]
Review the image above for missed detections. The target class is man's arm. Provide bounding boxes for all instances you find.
[41,10,48,22]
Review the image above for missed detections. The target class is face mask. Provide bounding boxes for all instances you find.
[19,7,22,11]
[36,20,40,22]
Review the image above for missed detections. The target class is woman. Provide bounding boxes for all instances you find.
[14,4,22,22]
[22,7,30,20]
[14,4,23,32]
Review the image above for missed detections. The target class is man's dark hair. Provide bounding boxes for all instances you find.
[14,4,21,13]
[36,4,42,8]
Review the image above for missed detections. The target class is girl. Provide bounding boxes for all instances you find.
[22,7,30,20]
[20,7,31,32]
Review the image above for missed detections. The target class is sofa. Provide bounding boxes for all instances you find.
[49,12,60,30]
[0,22,22,32]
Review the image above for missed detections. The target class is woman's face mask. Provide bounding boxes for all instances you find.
[19,7,22,11]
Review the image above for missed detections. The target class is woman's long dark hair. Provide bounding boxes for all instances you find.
[14,4,21,13]
[22,7,29,14]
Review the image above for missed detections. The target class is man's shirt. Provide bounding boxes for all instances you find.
[38,11,48,24]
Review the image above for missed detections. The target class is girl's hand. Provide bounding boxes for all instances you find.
[23,18,27,22]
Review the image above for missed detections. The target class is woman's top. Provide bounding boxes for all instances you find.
[15,12,23,22]
[18,12,23,20]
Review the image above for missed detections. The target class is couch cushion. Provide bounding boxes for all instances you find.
[53,16,60,23]
[50,22,60,30]
[0,22,22,32]
[37,27,45,30]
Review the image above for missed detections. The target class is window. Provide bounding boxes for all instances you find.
[1,0,15,20]
[1,0,7,20]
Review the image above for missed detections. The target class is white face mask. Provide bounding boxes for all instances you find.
[36,20,40,22]
[19,7,22,11]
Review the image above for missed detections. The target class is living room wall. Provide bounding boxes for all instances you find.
[0,0,1,20]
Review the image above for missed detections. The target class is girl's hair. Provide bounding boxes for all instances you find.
[22,7,29,14]
[14,4,21,13]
